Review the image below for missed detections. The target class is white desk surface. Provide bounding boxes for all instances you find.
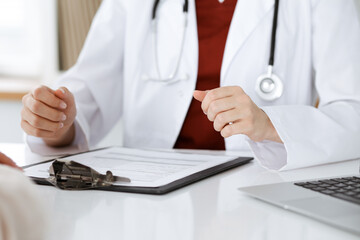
[1,143,359,240]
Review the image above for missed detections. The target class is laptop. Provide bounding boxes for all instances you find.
[239,168,360,236]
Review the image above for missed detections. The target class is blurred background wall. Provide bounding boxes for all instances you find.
[58,0,102,71]
[0,0,123,147]
[0,0,359,145]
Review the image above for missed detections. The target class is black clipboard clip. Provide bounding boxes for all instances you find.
[47,160,131,190]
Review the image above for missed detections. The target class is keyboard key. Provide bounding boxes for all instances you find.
[312,187,325,191]
[345,181,357,185]
[335,189,347,193]
[344,186,355,190]
[318,184,331,188]
[334,183,347,187]
[302,184,317,189]
[332,178,348,183]
[345,191,356,196]
[320,190,335,195]
[320,180,337,185]
[307,181,322,185]
[353,177,360,183]
[327,186,339,191]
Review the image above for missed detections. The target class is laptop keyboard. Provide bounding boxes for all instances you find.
[294,176,360,205]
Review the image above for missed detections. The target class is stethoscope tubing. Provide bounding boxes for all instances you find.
[269,0,279,67]
[148,0,283,101]
[146,0,189,83]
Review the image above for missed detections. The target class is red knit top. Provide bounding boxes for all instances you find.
[174,0,237,150]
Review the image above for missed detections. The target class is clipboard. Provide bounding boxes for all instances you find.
[24,147,253,195]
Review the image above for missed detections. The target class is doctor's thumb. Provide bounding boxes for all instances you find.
[193,90,207,102]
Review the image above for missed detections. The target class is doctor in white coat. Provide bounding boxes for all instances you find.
[21,0,360,170]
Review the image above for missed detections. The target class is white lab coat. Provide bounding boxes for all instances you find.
[28,0,360,170]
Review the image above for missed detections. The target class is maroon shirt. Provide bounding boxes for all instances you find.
[174,0,237,150]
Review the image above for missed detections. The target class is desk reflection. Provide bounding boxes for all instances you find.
[40,177,222,240]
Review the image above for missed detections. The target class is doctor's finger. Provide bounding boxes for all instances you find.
[24,96,66,122]
[31,86,67,109]
[22,107,64,132]
[201,86,245,114]
[206,96,239,121]
[21,120,59,139]
[213,109,243,132]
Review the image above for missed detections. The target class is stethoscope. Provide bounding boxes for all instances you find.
[142,0,189,83]
[146,0,283,101]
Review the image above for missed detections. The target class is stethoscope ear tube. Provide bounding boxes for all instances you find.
[152,0,188,19]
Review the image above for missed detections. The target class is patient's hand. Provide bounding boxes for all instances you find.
[0,152,22,170]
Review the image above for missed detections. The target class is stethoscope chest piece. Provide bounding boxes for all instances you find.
[255,66,283,101]
[254,0,283,101]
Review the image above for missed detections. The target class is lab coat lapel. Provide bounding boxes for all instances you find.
[221,0,274,81]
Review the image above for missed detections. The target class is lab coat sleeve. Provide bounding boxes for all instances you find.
[247,0,360,171]
[26,0,126,155]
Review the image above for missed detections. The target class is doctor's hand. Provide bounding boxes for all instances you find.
[21,86,76,147]
[193,86,282,143]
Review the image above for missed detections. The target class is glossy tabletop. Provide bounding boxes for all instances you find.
[1,143,359,240]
